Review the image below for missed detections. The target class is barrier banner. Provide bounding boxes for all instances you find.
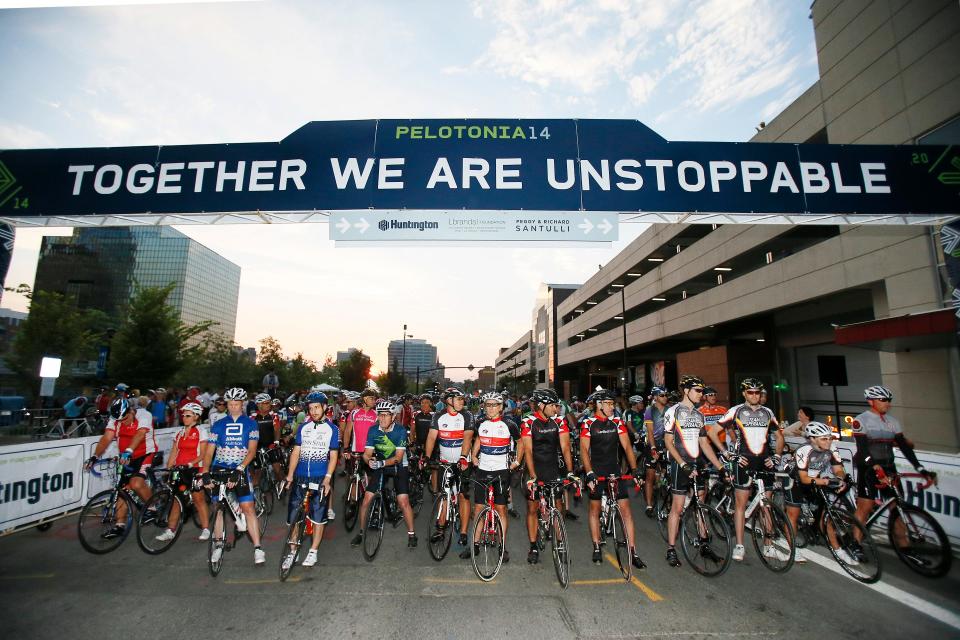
[0,442,85,528]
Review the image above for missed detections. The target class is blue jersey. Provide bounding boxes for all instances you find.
[365,423,407,466]
[294,418,339,478]
[207,414,259,469]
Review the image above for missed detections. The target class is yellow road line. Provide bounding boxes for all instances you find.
[603,553,664,602]
[422,577,497,585]
[225,576,301,584]
[571,578,626,585]
[0,573,55,581]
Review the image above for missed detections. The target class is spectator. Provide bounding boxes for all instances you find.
[62,396,88,431]
[135,395,154,430]
[95,387,111,416]
[783,406,816,438]
[263,371,280,396]
[149,389,167,429]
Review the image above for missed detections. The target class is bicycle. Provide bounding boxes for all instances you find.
[406,446,427,518]
[595,474,637,582]
[534,478,578,588]
[672,470,733,577]
[37,408,104,440]
[741,469,796,572]
[206,468,266,577]
[135,465,206,554]
[468,475,508,582]
[857,469,951,578]
[360,469,401,562]
[651,455,673,543]
[342,456,367,532]
[794,479,882,583]
[78,457,153,554]
[427,462,462,561]
[279,481,327,581]
[253,446,281,515]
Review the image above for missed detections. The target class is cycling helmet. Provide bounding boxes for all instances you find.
[803,422,833,438]
[531,388,560,406]
[703,387,717,395]
[109,397,130,419]
[442,387,466,402]
[114,383,129,393]
[401,393,413,401]
[418,393,433,402]
[270,398,282,407]
[679,375,705,389]
[628,395,644,404]
[740,378,765,391]
[254,392,272,404]
[650,386,667,397]
[480,392,503,405]
[305,391,328,406]
[360,388,378,398]
[375,400,396,414]
[181,402,203,417]
[592,388,616,402]
[223,387,247,402]
[864,385,892,400]
[343,390,361,401]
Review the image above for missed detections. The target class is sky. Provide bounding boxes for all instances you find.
[0,0,819,380]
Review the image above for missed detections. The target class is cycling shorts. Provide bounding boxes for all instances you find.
[121,454,153,482]
[588,477,629,501]
[367,466,410,496]
[856,464,898,501]
[733,455,770,490]
[211,466,254,504]
[287,478,330,525]
[668,460,697,496]
[473,469,510,506]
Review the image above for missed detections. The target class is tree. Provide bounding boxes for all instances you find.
[315,355,341,388]
[109,283,212,388]
[179,332,257,390]
[5,289,107,403]
[338,349,371,391]
[284,352,319,391]
[257,336,285,374]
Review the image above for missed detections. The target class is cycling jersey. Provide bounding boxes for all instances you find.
[413,410,433,445]
[663,404,707,464]
[208,414,259,469]
[294,418,339,478]
[851,410,901,466]
[106,416,157,459]
[719,404,779,457]
[430,409,475,463]
[172,425,207,467]
[794,443,841,479]
[581,413,627,476]
[643,405,666,441]
[623,409,645,440]
[251,410,280,445]
[698,404,727,429]
[521,412,568,480]
[349,407,377,453]
[365,423,407,465]
[474,416,514,472]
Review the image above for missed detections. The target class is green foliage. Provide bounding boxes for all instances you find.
[338,349,371,391]
[108,283,213,388]
[5,289,107,402]
[257,336,285,374]
[179,332,257,390]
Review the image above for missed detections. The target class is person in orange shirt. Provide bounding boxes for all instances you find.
[699,387,729,457]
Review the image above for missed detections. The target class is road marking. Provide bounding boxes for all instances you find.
[422,577,497,585]
[804,550,960,631]
[224,576,301,584]
[0,573,55,581]
[603,553,664,602]
[571,578,627,585]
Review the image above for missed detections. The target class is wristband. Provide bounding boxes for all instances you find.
[124,448,133,453]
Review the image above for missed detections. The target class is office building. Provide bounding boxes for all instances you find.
[387,338,438,378]
[34,226,241,342]
[336,348,359,364]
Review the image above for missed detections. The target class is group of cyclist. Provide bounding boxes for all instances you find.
[81,375,935,575]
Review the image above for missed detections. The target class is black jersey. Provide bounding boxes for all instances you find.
[520,412,569,480]
[252,410,279,445]
[581,413,627,475]
[413,409,433,446]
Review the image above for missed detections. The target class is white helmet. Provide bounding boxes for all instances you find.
[254,392,272,404]
[480,392,503,405]
[343,391,361,401]
[223,387,247,401]
[803,422,832,438]
[628,395,644,404]
[863,385,892,400]
[181,402,203,417]
[375,400,396,414]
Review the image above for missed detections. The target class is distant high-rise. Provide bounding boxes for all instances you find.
[337,348,360,364]
[34,227,240,341]
[388,338,438,378]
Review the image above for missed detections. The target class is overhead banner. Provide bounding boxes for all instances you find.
[0,120,957,228]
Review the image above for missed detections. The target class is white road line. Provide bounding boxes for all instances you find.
[804,550,960,631]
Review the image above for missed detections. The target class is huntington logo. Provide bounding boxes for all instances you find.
[378,220,389,231]
[379,219,440,232]
[0,161,20,209]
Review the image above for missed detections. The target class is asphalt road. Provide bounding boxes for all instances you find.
[1,482,958,640]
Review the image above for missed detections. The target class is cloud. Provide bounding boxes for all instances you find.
[0,122,56,148]
[627,72,658,106]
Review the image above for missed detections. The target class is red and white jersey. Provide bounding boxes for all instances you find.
[475,416,513,472]
[172,425,208,467]
[106,417,157,459]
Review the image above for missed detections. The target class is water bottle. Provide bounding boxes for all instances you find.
[227,491,239,513]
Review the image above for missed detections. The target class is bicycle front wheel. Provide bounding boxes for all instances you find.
[888,503,951,578]
[610,504,631,581]
[826,508,881,583]
[428,493,454,561]
[749,501,795,573]
[550,509,571,588]
[654,484,672,543]
[208,500,230,577]
[470,506,504,582]
[362,495,384,562]
[260,471,276,516]
[136,490,185,555]
[280,508,305,582]
[78,489,135,554]
[343,479,360,532]
[680,504,732,577]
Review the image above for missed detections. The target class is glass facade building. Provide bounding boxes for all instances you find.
[34,227,240,341]
[387,338,438,378]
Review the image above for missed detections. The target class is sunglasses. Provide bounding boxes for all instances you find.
[875,398,892,402]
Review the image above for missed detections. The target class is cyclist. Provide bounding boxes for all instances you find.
[353,401,417,549]
[852,385,933,562]
[203,387,265,566]
[85,397,158,539]
[250,392,284,488]
[784,421,854,565]
[282,391,339,570]
[411,394,434,447]
[520,388,576,564]
[155,402,211,542]
[207,397,227,429]
[623,394,645,451]
[342,388,378,471]
[581,388,645,570]
[468,392,520,562]
[699,386,728,454]
[423,387,475,556]
[642,387,669,517]
[662,375,727,568]
[718,378,784,562]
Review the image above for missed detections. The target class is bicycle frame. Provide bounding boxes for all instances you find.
[861,471,934,530]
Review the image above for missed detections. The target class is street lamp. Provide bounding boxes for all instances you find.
[609,286,629,394]
[401,324,412,379]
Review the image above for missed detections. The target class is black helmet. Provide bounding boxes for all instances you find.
[360,388,378,398]
[109,397,130,420]
[592,388,615,402]
[703,386,717,395]
[679,375,705,389]
[442,387,465,402]
[740,378,765,391]
[530,388,560,406]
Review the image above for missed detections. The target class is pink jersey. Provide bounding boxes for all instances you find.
[350,407,377,453]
